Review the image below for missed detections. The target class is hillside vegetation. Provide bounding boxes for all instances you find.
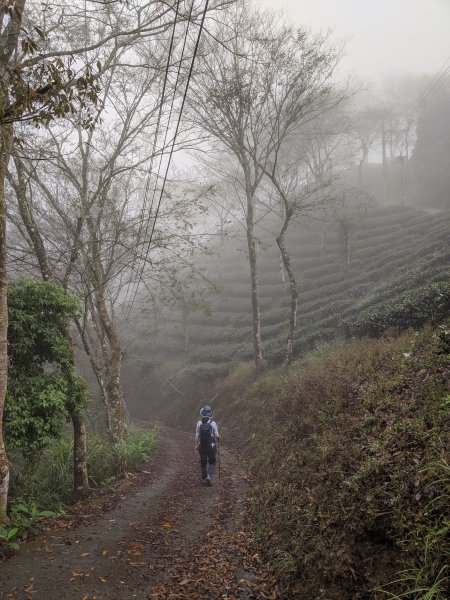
[217,327,449,599]
[122,205,450,414]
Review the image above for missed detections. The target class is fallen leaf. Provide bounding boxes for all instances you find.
[70,571,84,579]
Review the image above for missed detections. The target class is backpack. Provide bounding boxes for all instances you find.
[199,417,213,448]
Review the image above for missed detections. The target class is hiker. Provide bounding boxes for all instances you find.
[195,405,220,486]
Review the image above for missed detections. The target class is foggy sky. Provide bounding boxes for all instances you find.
[260,0,450,82]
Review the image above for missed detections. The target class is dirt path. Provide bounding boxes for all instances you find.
[0,427,279,600]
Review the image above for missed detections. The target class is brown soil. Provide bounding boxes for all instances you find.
[0,426,280,600]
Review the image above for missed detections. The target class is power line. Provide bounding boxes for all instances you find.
[120,0,181,311]
[134,1,184,249]
[404,57,450,121]
[140,0,195,252]
[145,0,211,254]
[411,66,450,114]
[123,0,210,321]
[121,0,192,321]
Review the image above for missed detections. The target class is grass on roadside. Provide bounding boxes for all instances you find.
[8,424,158,511]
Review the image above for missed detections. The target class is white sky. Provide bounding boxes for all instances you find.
[260,0,450,82]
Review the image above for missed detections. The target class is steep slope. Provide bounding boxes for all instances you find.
[123,205,450,404]
[215,326,450,599]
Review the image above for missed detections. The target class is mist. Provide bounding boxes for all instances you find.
[261,0,450,82]
[1,1,449,598]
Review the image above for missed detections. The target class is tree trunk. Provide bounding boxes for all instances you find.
[182,299,189,352]
[279,252,286,286]
[276,209,298,366]
[84,207,125,442]
[76,319,113,437]
[0,123,13,521]
[94,281,125,443]
[12,157,51,280]
[98,373,114,439]
[358,159,363,189]
[381,122,388,204]
[245,182,263,370]
[72,413,90,499]
[0,0,26,519]
[65,328,90,499]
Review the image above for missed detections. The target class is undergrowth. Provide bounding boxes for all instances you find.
[217,327,449,599]
[8,425,157,511]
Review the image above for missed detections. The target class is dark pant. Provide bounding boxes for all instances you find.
[198,443,216,479]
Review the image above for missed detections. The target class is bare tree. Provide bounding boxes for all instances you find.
[351,107,384,188]
[263,168,342,364]
[10,115,215,442]
[190,2,344,367]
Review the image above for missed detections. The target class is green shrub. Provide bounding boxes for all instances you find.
[220,361,255,394]
[114,425,157,472]
[9,503,57,540]
[374,457,450,599]
[9,426,158,510]
[86,426,157,487]
[345,281,450,337]
[6,278,87,453]
[0,527,20,555]
[9,436,74,508]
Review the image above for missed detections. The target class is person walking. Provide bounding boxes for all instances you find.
[195,405,220,486]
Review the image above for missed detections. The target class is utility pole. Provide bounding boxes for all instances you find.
[399,155,406,206]
[381,121,388,204]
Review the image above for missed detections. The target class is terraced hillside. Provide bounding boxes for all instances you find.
[123,205,450,395]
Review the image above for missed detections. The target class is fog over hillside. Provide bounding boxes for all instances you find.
[121,203,450,421]
[113,0,450,425]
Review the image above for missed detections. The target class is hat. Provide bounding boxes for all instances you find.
[200,404,213,417]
